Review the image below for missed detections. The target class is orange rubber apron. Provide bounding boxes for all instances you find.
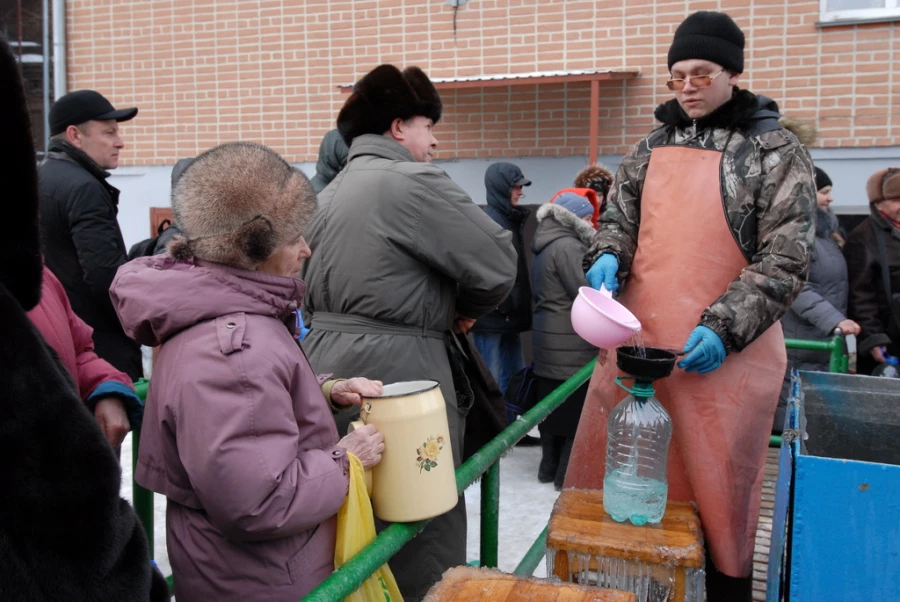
[565,145,785,578]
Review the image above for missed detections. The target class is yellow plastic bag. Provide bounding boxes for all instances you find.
[334,453,403,602]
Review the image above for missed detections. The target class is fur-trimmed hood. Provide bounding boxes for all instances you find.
[533,203,596,253]
[169,142,317,270]
[337,64,442,147]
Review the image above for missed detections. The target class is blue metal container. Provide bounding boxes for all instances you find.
[768,371,900,602]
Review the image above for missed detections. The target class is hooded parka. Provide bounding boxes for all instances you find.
[471,162,532,334]
[301,134,517,600]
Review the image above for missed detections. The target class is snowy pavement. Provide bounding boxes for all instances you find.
[120,428,561,582]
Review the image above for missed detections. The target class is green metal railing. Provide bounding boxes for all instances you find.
[127,334,849,599]
[784,333,848,374]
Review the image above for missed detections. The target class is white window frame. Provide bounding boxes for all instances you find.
[820,0,900,23]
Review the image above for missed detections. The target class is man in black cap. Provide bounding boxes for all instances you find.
[39,90,143,381]
[569,11,816,601]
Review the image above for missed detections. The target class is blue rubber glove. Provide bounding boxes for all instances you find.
[678,325,726,374]
[586,254,619,292]
[295,309,311,341]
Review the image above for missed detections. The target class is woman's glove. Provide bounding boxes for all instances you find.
[678,325,726,374]
[586,254,619,292]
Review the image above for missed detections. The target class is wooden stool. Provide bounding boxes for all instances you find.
[547,490,705,602]
[423,566,637,601]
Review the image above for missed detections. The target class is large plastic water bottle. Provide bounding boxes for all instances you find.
[603,377,672,526]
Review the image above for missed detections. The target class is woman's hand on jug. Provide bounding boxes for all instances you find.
[339,424,385,469]
[331,377,383,407]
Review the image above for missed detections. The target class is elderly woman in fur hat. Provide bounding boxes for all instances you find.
[111,142,385,601]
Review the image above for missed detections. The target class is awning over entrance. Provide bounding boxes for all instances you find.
[338,68,640,164]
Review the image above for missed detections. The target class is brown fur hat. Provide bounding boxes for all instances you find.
[0,38,43,310]
[168,142,316,270]
[337,64,442,147]
[574,164,615,197]
[866,168,900,204]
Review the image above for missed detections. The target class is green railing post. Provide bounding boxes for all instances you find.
[513,524,549,577]
[785,335,848,374]
[131,378,154,558]
[480,461,500,568]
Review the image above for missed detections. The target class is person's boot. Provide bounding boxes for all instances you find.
[538,431,559,483]
[553,437,574,491]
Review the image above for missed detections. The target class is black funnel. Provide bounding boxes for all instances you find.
[617,346,677,380]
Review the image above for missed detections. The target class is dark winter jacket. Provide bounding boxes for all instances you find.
[39,139,143,380]
[0,36,169,602]
[472,162,532,333]
[531,203,598,380]
[310,129,349,193]
[782,208,849,370]
[586,89,816,352]
[844,207,900,354]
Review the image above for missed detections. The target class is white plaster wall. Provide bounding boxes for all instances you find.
[108,148,900,249]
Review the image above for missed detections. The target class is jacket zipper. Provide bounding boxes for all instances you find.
[692,119,697,137]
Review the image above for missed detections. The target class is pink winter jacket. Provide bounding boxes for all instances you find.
[111,256,349,602]
[27,266,136,404]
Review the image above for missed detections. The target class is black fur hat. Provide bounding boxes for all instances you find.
[0,37,43,310]
[337,64,442,147]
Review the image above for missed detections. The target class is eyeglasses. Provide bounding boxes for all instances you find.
[666,70,724,91]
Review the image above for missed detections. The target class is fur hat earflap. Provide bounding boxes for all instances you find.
[574,164,614,197]
[779,116,818,147]
[866,167,900,204]
[337,64,442,146]
[171,142,316,270]
[0,38,43,310]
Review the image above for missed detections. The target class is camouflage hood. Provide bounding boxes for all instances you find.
[587,88,816,352]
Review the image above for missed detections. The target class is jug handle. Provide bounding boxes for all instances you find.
[347,420,374,497]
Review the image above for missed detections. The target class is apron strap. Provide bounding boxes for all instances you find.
[311,312,444,340]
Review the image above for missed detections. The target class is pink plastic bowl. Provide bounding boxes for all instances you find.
[571,286,642,348]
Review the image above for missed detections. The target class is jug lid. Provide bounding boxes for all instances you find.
[364,380,441,399]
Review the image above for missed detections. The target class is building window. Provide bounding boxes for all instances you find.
[821,0,900,23]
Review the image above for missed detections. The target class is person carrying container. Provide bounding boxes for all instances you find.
[566,11,816,601]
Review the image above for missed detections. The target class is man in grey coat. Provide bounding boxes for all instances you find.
[301,64,517,601]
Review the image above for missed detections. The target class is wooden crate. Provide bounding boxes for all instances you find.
[547,490,704,602]
[423,566,636,601]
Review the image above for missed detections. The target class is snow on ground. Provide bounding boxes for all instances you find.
[120,428,560,583]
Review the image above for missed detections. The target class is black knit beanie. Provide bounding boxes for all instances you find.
[814,167,832,192]
[667,11,745,74]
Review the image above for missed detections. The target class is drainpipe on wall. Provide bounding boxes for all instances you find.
[42,0,50,151]
[51,0,66,100]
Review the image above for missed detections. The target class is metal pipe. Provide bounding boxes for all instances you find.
[131,379,154,557]
[514,524,549,577]
[16,0,23,63]
[42,0,50,151]
[480,462,500,568]
[51,0,66,99]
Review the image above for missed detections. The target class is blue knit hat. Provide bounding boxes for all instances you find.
[554,192,594,219]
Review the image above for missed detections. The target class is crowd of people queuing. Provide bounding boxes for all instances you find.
[1,7,899,602]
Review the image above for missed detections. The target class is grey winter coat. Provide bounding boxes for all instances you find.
[531,204,599,380]
[310,129,349,193]
[301,134,516,601]
[782,208,849,371]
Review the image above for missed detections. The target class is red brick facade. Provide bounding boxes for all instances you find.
[66,0,900,165]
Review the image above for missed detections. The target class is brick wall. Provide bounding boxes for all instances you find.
[66,0,900,165]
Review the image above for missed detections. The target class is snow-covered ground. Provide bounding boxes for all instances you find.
[120,428,560,582]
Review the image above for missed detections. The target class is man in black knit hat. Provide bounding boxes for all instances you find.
[569,11,816,601]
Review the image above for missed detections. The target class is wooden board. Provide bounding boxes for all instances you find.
[752,448,779,601]
[424,567,636,602]
[547,490,704,569]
